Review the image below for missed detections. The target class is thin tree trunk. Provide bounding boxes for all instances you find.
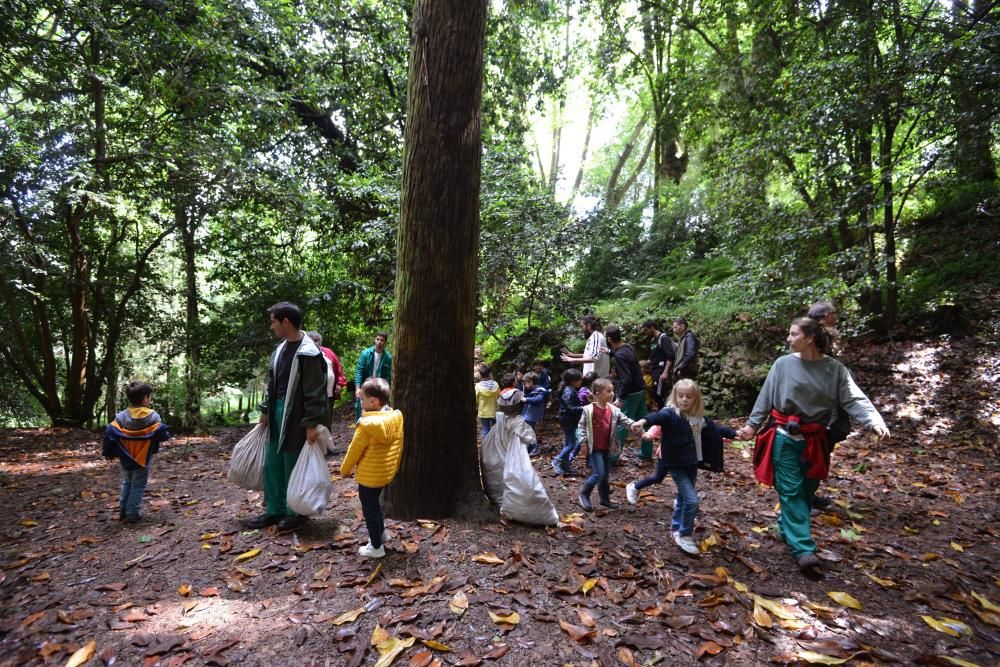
[178,186,202,430]
[385,0,488,520]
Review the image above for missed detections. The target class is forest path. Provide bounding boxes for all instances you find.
[0,334,997,666]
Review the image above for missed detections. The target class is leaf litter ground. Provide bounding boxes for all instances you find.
[0,336,997,666]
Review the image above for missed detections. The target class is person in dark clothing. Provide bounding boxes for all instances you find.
[642,319,675,409]
[672,317,699,380]
[606,326,649,460]
[246,302,330,533]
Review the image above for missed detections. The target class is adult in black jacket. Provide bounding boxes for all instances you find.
[606,326,648,459]
[672,317,699,380]
[642,319,675,408]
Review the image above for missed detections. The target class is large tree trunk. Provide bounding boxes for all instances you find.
[384,0,488,520]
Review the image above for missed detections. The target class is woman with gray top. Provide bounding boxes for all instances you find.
[736,317,890,573]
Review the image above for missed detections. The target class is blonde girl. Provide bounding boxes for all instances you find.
[627,380,736,555]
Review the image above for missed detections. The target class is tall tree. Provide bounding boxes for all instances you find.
[385,0,488,519]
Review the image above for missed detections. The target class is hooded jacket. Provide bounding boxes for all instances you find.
[258,332,329,454]
[340,407,404,488]
[475,380,500,418]
[103,407,171,471]
[576,402,634,454]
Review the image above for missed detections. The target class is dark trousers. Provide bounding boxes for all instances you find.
[634,455,671,491]
[358,484,385,548]
[582,450,611,502]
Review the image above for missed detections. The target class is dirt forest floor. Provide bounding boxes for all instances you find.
[1,337,998,667]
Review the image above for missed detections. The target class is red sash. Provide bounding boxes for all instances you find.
[753,409,830,486]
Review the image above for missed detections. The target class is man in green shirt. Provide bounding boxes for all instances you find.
[354,332,393,420]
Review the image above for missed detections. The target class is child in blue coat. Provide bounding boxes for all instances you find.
[552,369,584,475]
[626,380,735,556]
[521,372,547,456]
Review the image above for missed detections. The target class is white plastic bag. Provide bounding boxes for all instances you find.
[313,424,335,455]
[286,439,333,516]
[228,424,268,491]
[480,413,557,526]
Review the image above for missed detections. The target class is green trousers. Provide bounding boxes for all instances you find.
[618,389,651,459]
[773,431,819,558]
[264,399,301,518]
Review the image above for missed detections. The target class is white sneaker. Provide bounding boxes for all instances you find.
[358,542,386,559]
[626,482,639,505]
[675,533,700,556]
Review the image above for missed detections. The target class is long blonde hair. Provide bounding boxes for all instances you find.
[667,379,705,418]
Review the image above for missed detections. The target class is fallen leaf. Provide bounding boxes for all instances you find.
[178,584,192,597]
[935,657,983,667]
[421,640,452,652]
[95,582,127,592]
[920,615,973,638]
[19,519,38,527]
[558,618,596,642]
[827,591,862,611]
[753,595,799,620]
[199,587,220,597]
[488,610,520,625]
[752,602,773,628]
[199,533,221,541]
[332,607,366,625]
[951,541,964,552]
[482,644,509,660]
[409,650,433,667]
[21,610,46,628]
[471,552,504,565]
[581,578,597,595]
[796,650,851,664]
[864,573,897,587]
[971,591,1000,613]
[617,646,638,667]
[371,624,390,645]
[449,590,469,616]
[374,636,416,667]
[65,640,97,667]
[576,607,597,627]
[695,641,725,658]
[232,548,261,564]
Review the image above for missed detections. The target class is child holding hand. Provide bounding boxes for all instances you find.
[577,378,634,511]
[626,380,735,556]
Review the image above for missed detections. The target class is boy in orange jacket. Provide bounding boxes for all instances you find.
[340,378,404,558]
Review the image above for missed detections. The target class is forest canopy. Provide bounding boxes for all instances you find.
[2,0,998,428]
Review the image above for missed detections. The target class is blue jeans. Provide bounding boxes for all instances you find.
[582,450,611,502]
[479,417,496,437]
[555,424,578,463]
[669,465,699,536]
[634,456,670,490]
[119,455,154,517]
[358,484,385,549]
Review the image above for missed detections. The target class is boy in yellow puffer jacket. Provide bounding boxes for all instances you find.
[340,377,404,559]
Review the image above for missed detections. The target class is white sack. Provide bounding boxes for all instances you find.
[227,423,267,491]
[286,439,333,516]
[480,413,557,526]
